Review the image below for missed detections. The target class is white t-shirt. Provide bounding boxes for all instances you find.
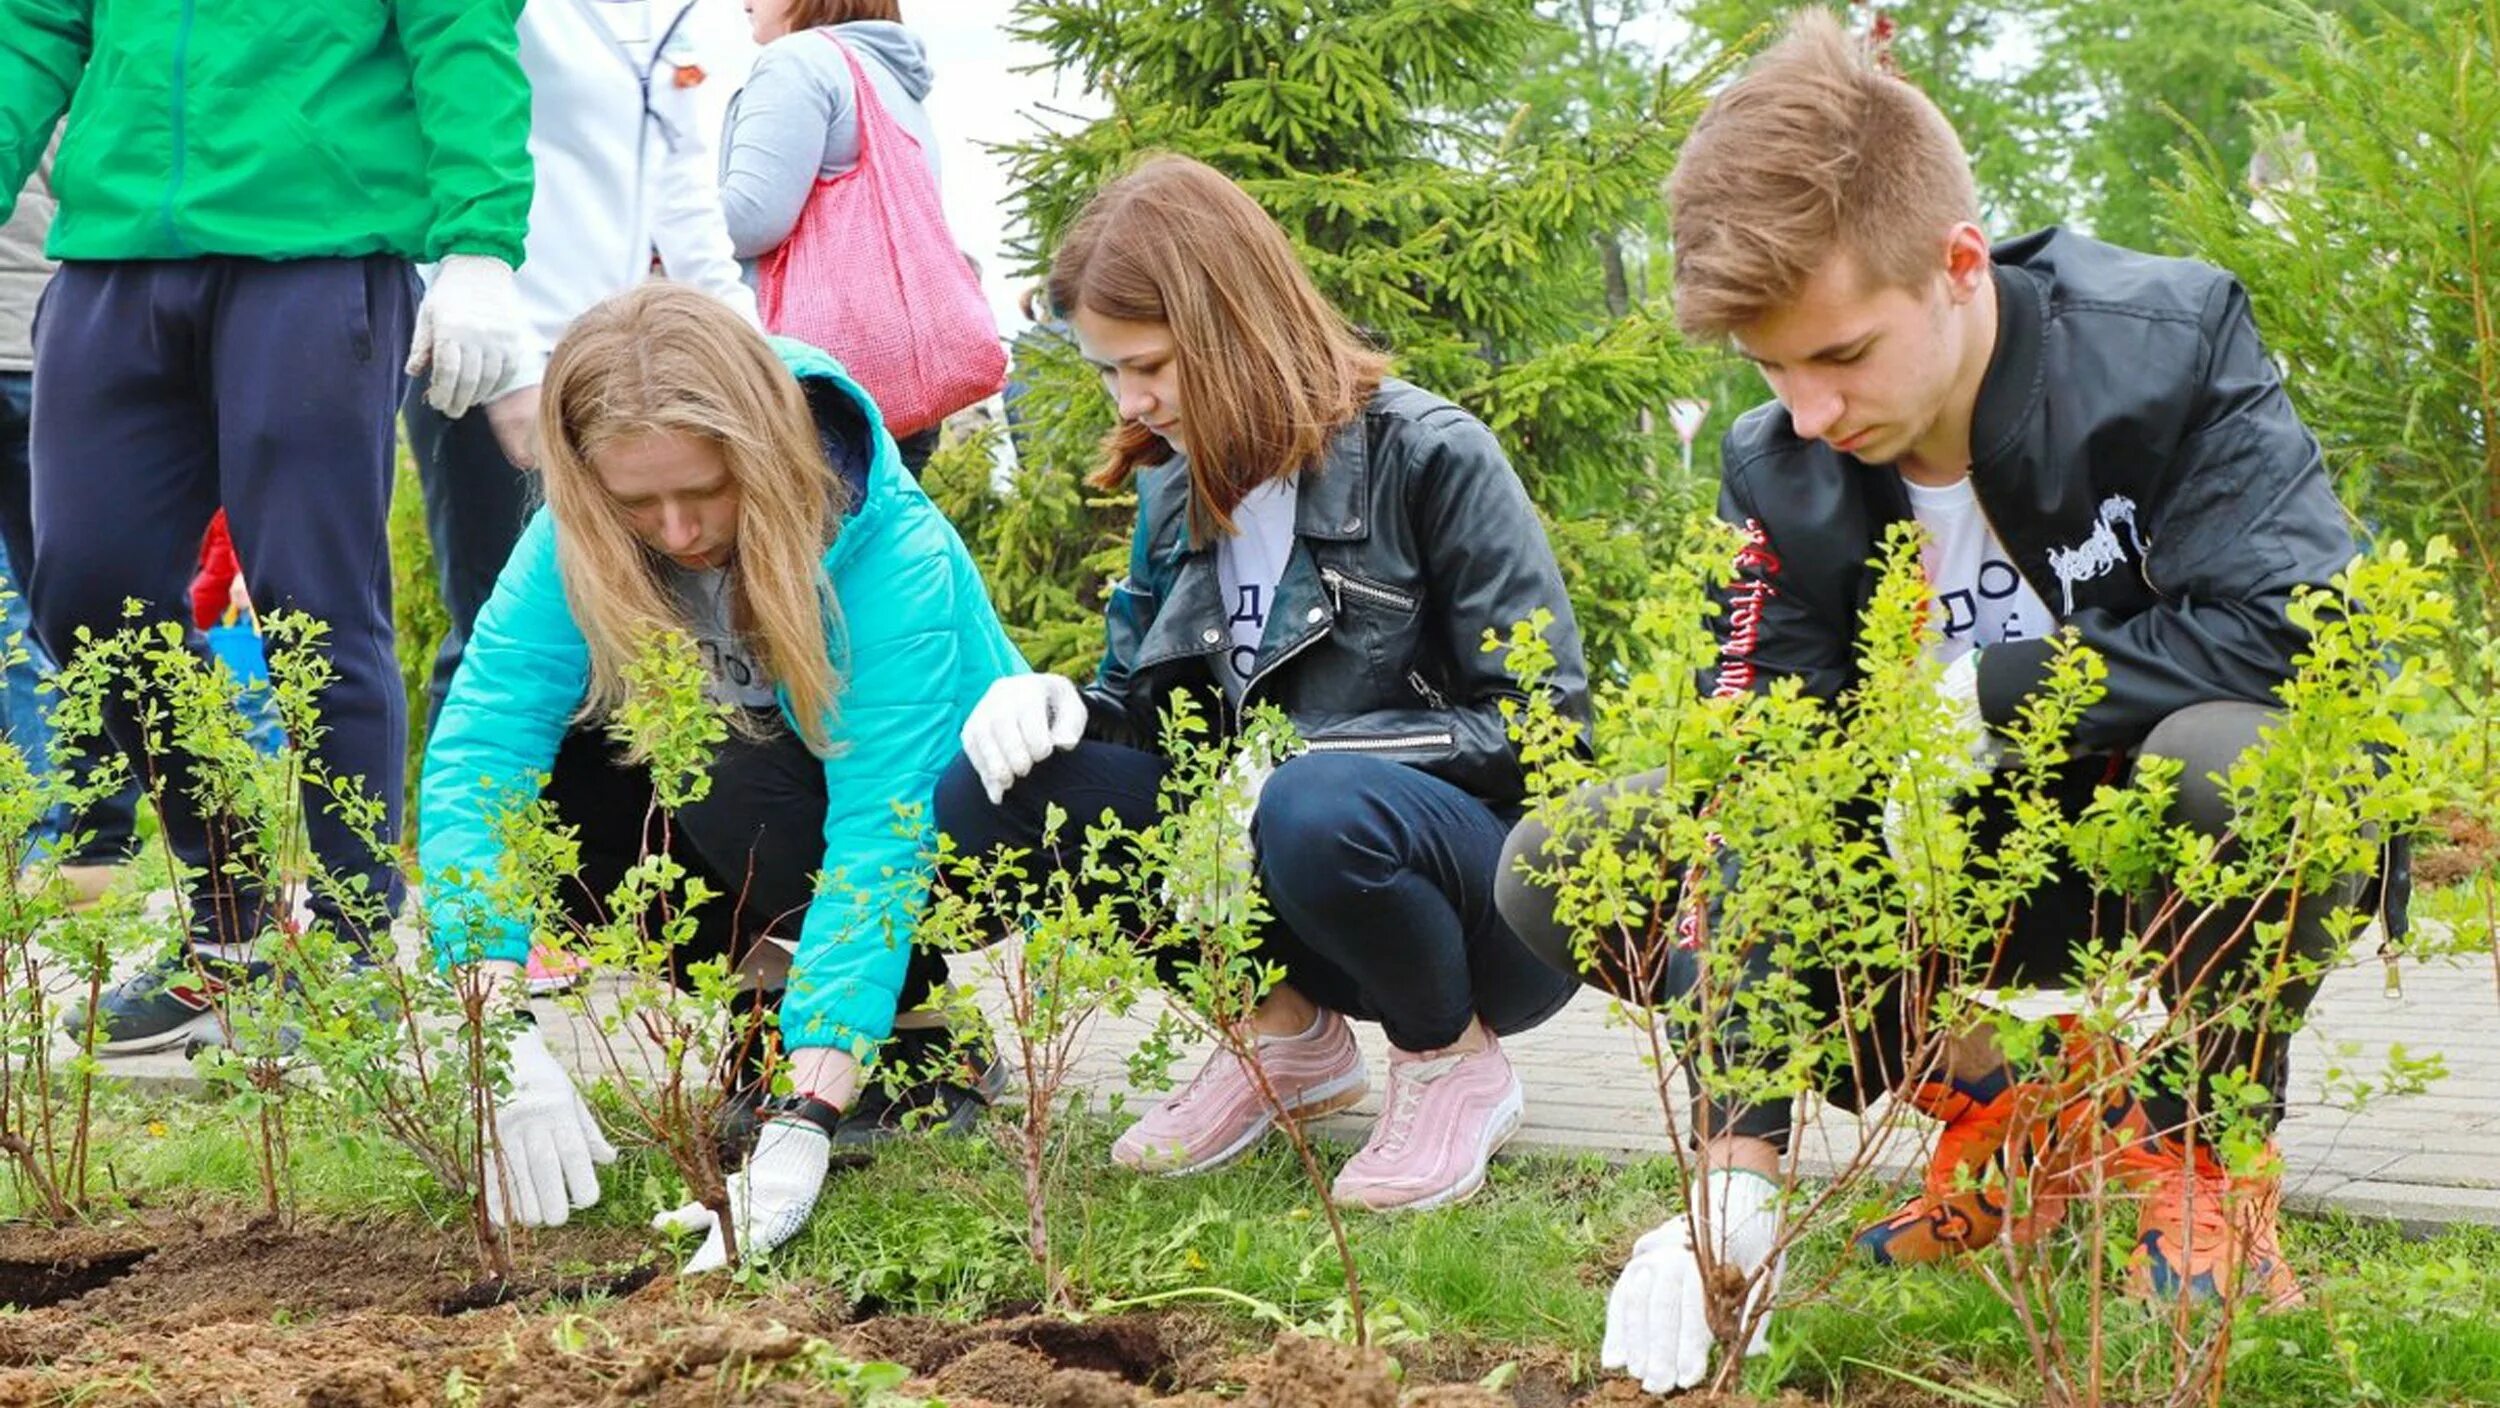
[1902,474,2055,664]
[1214,477,1300,699]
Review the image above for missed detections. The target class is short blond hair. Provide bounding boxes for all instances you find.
[1668,9,1978,338]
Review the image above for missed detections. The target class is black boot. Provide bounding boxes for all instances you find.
[832,1023,1008,1148]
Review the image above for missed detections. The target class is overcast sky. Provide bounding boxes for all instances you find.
[681,0,1099,335]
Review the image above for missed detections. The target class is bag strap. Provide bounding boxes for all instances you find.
[816,30,909,173]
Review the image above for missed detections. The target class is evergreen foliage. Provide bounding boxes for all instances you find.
[2162,0,2500,588]
[971,0,1720,674]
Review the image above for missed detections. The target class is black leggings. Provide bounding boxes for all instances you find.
[1495,701,2366,1146]
[542,718,949,1012]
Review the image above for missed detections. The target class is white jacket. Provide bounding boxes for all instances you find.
[497,0,761,390]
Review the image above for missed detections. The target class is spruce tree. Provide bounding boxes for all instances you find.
[2160,0,2499,586]
[944,0,1716,673]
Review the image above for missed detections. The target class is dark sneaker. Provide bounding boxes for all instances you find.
[833,1025,1009,1148]
[1854,1066,2049,1263]
[182,949,398,1062]
[65,949,274,1056]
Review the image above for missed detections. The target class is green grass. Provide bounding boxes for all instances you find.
[18,1090,2500,1407]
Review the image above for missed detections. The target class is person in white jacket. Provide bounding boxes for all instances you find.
[408,0,762,731]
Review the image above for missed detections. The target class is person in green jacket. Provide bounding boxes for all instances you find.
[418,283,1023,1269]
[0,0,535,1052]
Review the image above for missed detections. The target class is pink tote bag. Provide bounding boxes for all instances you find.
[756,34,1006,438]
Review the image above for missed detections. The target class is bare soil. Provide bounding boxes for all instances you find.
[2415,805,2500,889]
[0,1209,1896,1407]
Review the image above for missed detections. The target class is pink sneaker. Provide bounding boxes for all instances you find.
[1113,1009,1369,1175]
[524,944,591,997]
[1331,1032,1524,1212]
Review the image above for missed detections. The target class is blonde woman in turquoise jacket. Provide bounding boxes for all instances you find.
[418,283,1020,1271]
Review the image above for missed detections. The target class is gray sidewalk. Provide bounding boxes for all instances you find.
[73,920,2500,1231]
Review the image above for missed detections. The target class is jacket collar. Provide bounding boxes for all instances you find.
[772,338,898,574]
[1151,402,1376,567]
[1969,258,2049,474]
[1295,413,1373,542]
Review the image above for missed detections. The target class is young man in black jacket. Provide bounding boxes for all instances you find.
[1496,10,2370,1392]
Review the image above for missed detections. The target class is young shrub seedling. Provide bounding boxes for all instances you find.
[918,800,1160,1308]
[1123,696,1376,1343]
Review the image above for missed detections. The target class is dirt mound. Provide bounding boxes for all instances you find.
[936,1340,1061,1400]
[1038,1368,1144,1407]
[1234,1334,1400,1408]
[924,1312,1180,1385]
[298,1362,423,1408]
[0,1207,1870,1406]
[2417,806,2499,888]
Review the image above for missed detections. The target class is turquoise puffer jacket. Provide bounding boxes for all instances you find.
[418,340,1021,1057]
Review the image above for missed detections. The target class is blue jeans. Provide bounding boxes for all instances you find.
[934,741,1576,1051]
[0,377,62,848]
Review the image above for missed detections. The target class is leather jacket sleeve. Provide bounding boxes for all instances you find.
[1304,414,1591,802]
[1702,454,1860,704]
[1080,505,1163,751]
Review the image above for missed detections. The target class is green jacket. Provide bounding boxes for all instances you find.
[0,0,530,264]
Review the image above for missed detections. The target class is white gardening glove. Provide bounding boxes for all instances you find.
[407,254,525,418]
[487,1025,618,1228]
[652,1117,832,1273]
[1603,1168,1784,1394]
[1936,648,1995,770]
[960,673,1088,805]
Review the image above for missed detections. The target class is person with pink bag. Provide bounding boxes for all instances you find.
[721,0,1004,476]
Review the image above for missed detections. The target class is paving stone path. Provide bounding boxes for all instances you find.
[77,909,2496,1230]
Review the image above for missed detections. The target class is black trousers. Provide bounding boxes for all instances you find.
[1495,701,2366,1146]
[30,258,416,946]
[543,719,949,1012]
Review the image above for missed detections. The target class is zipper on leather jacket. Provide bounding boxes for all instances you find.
[1407,670,1450,710]
[1235,613,1333,732]
[1307,731,1456,755]
[1319,566,1419,613]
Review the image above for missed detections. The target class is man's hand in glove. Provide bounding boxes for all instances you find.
[1602,1167,1785,1394]
[407,254,525,418]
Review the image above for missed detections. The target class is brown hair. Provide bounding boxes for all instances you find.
[539,284,850,758]
[1667,9,1978,338]
[786,0,901,28]
[1048,154,1388,544]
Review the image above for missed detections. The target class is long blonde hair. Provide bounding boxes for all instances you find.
[1047,154,1387,545]
[537,283,849,757]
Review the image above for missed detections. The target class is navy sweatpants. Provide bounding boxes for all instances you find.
[28,257,416,948]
